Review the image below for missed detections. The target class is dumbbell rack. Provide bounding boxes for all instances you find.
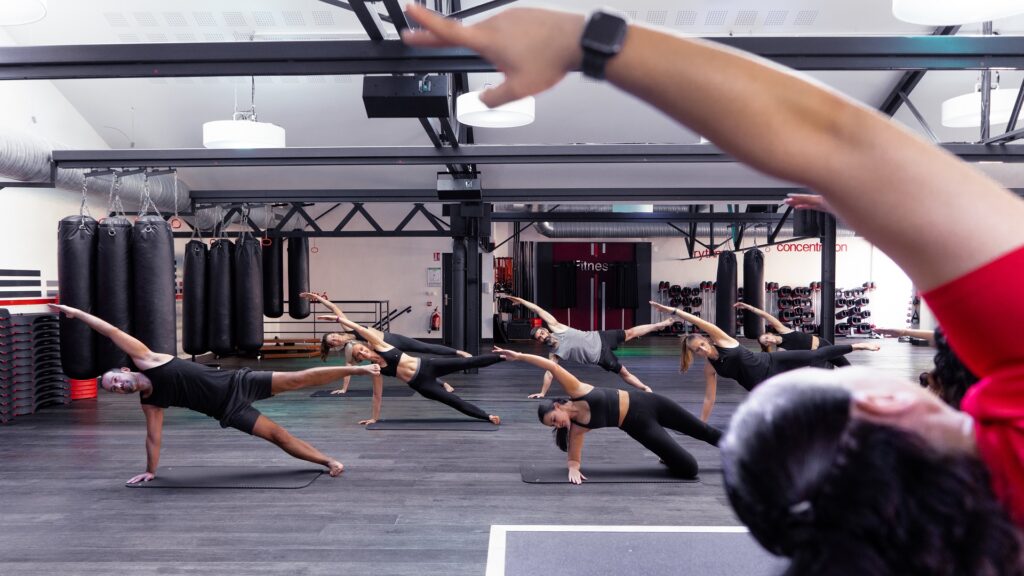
[763,283,820,335]
[834,282,876,337]
[655,281,713,335]
[0,309,70,424]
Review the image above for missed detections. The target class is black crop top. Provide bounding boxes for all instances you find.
[376,346,403,377]
[780,331,814,350]
[571,387,621,430]
[709,345,771,391]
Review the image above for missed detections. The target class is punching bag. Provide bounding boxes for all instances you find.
[743,248,765,338]
[234,235,264,353]
[207,239,235,356]
[715,251,738,336]
[57,215,98,379]
[132,215,176,355]
[182,240,208,356]
[95,217,133,371]
[287,236,310,319]
[262,237,283,318]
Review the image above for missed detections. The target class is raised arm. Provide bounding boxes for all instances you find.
[403,5,1024,293]
[494,348,588,398]
[304,292,387,343]
[499,295,565,331]
[650,301,737,347]
[701,362,719,422]
[735,302,791,334]
[48,304,167,369]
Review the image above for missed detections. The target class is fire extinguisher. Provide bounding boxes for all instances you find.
[430,307,441,332]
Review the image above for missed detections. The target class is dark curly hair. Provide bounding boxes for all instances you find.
[537,398,570,452]
[721,376,1023,575]
[930,327,979,409]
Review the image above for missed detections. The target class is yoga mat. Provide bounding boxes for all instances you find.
[520,463,699,484]
[125,466,324,489]
[310,387,414,398]
[366,418,498,431]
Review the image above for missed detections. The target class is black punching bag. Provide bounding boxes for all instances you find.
[234,236,264,353]
[95,217,133,370]
[132,215,176,355]
[715,251,738,336]
[182,240,208,356]
[207,239,235,356]
[262,237,283,318]
[57,215,98,379]
[287,236,310,319]
[743,248,765,338]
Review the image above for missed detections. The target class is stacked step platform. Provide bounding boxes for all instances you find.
[0,309,70,424]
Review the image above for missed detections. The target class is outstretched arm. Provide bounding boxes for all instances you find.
[359,374,384,426]
[304,292,387,343]
[875,327,936,343]
[127,405,164,484]
[701,362,719,422]
[651,301,737,347]
[498,295,566,332]
[494,348,587,398]
[567,426,588,485]
[403,5,1024,292]
[528,354,559,399]
[734,302,791,334]
[49,304,167,369]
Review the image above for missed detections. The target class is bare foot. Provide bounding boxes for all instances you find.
[327,460,344,477]
[443,382,455,393]
[489,415,501,425]
[456,350,472,358]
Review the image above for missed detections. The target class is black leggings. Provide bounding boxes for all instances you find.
[383,333,462,357]
[766,344,854,378]
[405,353,504,420]
[620,391,722,478]
[817,337,851,368]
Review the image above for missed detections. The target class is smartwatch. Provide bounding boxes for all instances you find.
[580,10,629,80]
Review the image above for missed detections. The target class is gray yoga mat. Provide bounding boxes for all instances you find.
[125,466,324,489]
[520,462,699,483]
[310,387,414,398]
[365,418,498,431]
[501,530,786,576]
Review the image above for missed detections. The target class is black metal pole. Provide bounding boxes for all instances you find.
[465,226,481,364]
[820,214,837,340]
[452,236,467,355]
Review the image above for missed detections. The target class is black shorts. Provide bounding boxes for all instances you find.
[596,330,627,374]
[219,369,274,435]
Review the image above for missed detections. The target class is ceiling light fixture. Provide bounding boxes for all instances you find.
[456,90,535,128]
[892,0,1024,25]
[941,76,1020,128]
[202,76,285,149]
[0,0,47,26]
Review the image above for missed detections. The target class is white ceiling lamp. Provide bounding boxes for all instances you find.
[941,77,1020,128]
[0,0,47,26]
[892,0,1024,25]
[202,77,285,149]
[456,90,535,128]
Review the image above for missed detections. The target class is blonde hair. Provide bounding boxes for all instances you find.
[343,342,355,365]
[680,334,706,373]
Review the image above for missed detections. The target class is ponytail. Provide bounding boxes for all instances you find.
[537,398,571,452]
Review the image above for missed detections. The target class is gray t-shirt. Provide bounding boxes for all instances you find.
[552,327,603,365]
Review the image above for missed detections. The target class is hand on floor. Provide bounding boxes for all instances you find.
[126,472,155,484]
[330,388,347,395]
[326,460,344,477]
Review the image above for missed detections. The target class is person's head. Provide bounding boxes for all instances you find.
[530,326,552,345]
[680,334,714,372]
[98,367,142,394]
[320,332,356,362]
[758,332,783,352]
[721,368,1022,573]
[921,327,979,409]
[537,398,571,451]
[349,342,375,363]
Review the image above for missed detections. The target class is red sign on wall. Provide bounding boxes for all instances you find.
[433,252,440,261]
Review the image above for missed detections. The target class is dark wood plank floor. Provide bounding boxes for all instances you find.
[0,337,933,576]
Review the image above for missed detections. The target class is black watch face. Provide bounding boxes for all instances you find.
[582,12,627,54]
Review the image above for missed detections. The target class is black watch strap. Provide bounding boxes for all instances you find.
[580,10,628,80]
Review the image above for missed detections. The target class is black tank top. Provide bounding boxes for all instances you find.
[710,345,771,391]
[376,346,403,378]
[141,358,234,419]
[571,387,620,430]
[780,331,814,351]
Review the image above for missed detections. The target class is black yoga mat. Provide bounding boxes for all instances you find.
[501,530,785,576]
[520,462,699,484]
[365,418,498,431]
[125,466,324,489]
[310,387,414,398]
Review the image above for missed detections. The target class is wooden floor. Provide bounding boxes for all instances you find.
[0,337,934,576]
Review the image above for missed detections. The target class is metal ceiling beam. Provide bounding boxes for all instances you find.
[347,0,387,41]
[877,25,960,117]
[448,0,518,20]
[5,36,1024,81]
[490,212,783,224]
[317,0,394,24]
[52,143,1024,169]
[188,187,807,203]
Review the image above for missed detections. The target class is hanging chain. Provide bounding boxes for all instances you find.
[79,173,94,222]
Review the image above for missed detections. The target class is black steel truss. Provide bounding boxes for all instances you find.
[5,36,1024,81]
[489,211,783,224]
[878,25,960,117]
